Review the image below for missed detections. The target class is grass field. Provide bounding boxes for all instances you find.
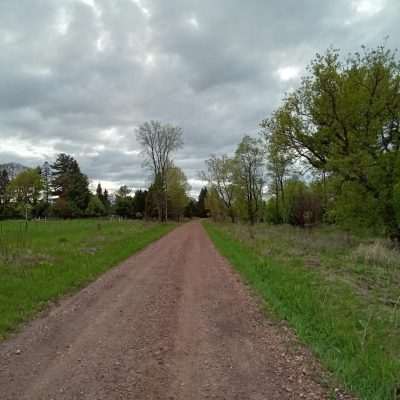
[204,222,400,400]
[0,219,175,339]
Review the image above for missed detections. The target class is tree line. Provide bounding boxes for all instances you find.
[0,121,208,221]
[203,45,400,241]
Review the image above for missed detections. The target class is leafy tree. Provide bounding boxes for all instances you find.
[7,169,43,218]
[205,186,227,222]
[51,153,91,217]
[86,195,106,217]
[167,166,190,220]
[202,155,237,222]
[114,185,134,218]
[267,45,400,240]
[261,116,295,222]
[234,136,265,225]
[136,121,184,222]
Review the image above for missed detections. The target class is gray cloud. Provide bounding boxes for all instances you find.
[0,0,399,195]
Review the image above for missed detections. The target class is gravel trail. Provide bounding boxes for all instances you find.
[0,221,334,399]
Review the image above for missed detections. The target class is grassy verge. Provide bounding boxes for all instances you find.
[204,221,400,400]
[0,219,175,339]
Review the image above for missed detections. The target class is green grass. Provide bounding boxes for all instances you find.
[0,219,175,339]
[204,221,400,400]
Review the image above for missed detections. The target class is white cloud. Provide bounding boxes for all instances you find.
[352,0,386,16]
[277,66,300,82]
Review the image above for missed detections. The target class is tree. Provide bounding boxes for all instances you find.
[114,185,134,218]
[96,183,103,202]
[261,115,295,222]
[184,198,198,218]
[41,161,51,204]
[267,45,400,240]
[133,189,147,217]
[86,195,106,217]
[202,155,237,222]
[102,189,111,214]
[167,166,190,220]
[7,169,43,218]
[0,169,10,215]
[136,121,184,222]
[235,136,265,225]
[51,153,91,217]
[197,187,209,218]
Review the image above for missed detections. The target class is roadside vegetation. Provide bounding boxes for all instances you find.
[200,44,400,400]
[0,219,175,339]
[204,222,400,400]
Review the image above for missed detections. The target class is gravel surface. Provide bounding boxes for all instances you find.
[0,221,347,399]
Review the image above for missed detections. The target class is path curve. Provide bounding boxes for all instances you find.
[0,221,331,399]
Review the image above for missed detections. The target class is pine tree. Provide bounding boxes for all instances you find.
[96,183,103,202]
[51,153,90,217]
[41,161,51,204]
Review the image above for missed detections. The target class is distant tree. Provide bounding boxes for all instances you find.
[41,161,51,204]
[86,195,106,217]
[167,166,190,220]
[235,136,265,225]
[96,183,103,201]
[133,189,147,217]
[136,120,184,222]
[114,185,134,218]
[184,198,198,218]
[202,155,236,222]
[205,186,227,222]
[197,187,209,218]
[7,169,43,218]
[261,116,295,222]
[102,188,111,214]
[0,169,10,214]
[116,185,131,198]
[51,153,90,217]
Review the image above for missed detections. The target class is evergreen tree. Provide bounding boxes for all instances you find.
[51,153,91,217]
[0,169,10,216]
[96,183,103,201]
[197,187,209,217]
[41,161,51,204]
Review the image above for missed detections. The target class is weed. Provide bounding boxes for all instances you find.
[204,221,400,400]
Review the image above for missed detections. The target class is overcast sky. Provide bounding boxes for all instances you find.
[0,0,398,195]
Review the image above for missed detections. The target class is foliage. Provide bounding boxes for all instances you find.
[262,45,400,240]
[136,120,184,222]
[86,195,106,217]
[51,153,91,218]
[205,221,400,400]
[234,135,265,224]
[7,169,43,218]
[0,219,175,339]
[202,154,237,222]
[166,166,190,220]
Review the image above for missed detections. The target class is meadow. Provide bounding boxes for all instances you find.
[0,219,175,339]
[204,222,400,400]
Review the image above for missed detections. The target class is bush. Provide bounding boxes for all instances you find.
[352,240,400,269]
[86,196,106,217]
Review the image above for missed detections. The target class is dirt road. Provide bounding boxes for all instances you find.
[0,222,332,399]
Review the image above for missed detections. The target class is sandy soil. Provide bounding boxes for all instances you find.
[0,221,345,399]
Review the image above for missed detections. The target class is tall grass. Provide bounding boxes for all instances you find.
[204,222,400,400]
[0,219,175,339]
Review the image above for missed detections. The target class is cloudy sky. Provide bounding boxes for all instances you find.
[0,0,398,194]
